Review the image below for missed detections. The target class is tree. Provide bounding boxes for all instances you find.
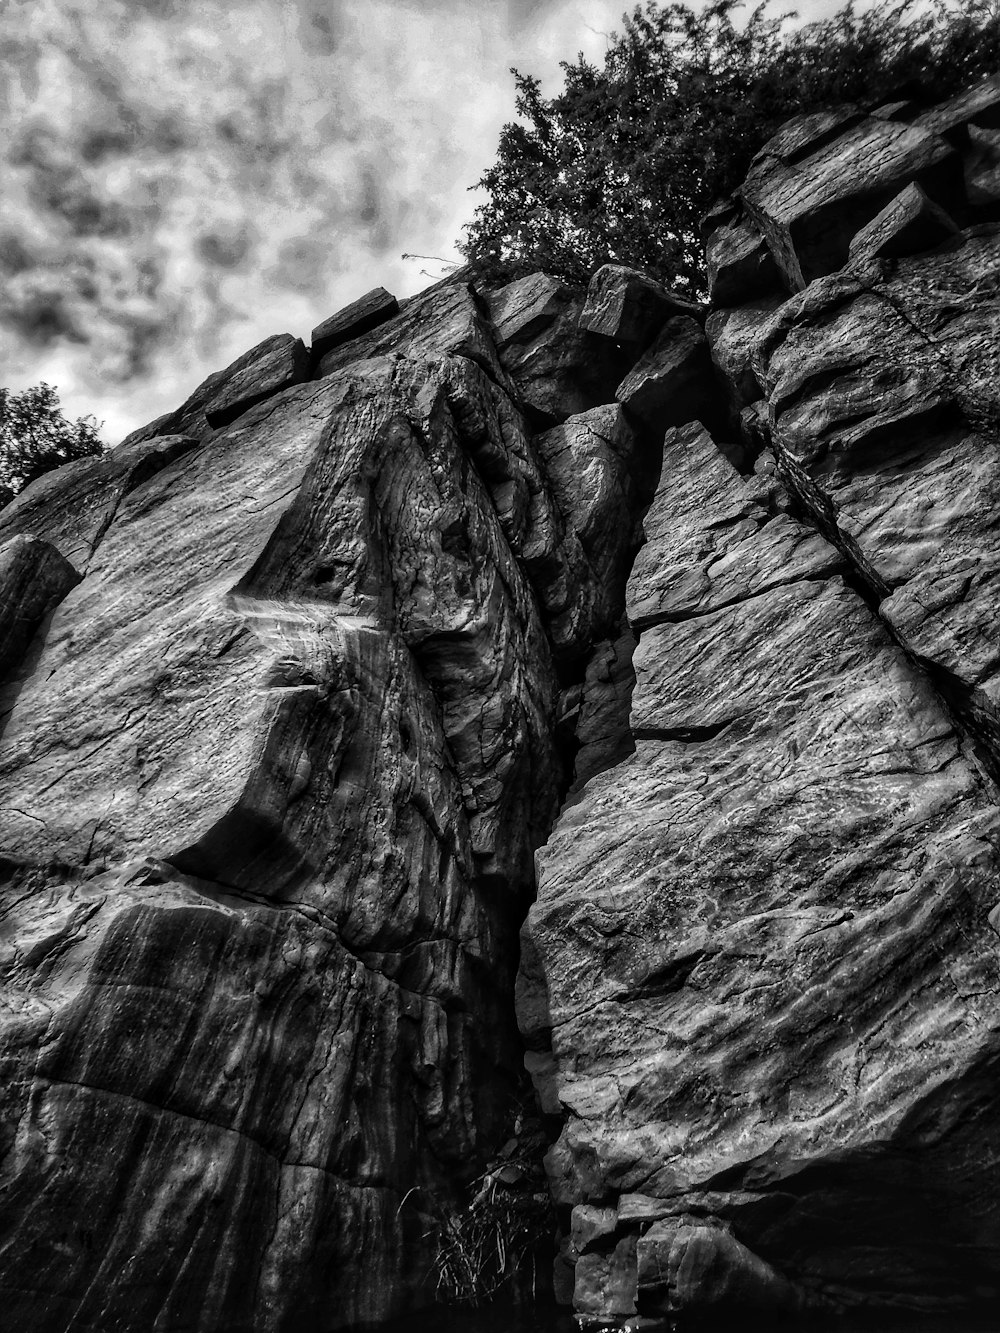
[0,383,105,510]
[460,0,1000,295]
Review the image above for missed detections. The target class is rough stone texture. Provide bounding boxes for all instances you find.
[521,80,1000,1325]
[310,287,399,360]
[581,264,703,348]
[483,273,633,426]
[847,181,959,263]
[0,434,200,574]
[521,439,1000,1313]
[626,422,842,633]
[0,269,668,1332]
[753,230,1000,759]
[705,296,784,416]
[10,77,1000,1333]
[741,114,958,289]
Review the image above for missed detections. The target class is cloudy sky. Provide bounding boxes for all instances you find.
[2,0,853,443]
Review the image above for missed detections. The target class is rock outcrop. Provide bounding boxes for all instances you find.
[0,260,690,1331]
[522,72,1000,1321]
[4,70,1000,1333]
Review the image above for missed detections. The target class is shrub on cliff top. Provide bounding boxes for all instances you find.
[0,383,105,510]
[460,0,1000,295]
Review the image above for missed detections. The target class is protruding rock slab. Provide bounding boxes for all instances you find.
[125,335,312,442]
[741,114,958,288]
[203,333,311,428]
[311,286,399,360]
[848,181,959,262]
[614,315,714,434]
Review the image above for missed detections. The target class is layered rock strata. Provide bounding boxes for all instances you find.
[522,73,1000,1319]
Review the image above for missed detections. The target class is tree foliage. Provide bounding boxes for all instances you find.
[460,0,1000,294]
[0,383,104,510]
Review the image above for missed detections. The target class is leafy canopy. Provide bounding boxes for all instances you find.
[0,383,104,510]
[460,0,1000,294]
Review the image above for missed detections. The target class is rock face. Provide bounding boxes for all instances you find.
[520,71,1000,1321]
[5,71,1000,1333]
[0,265,684,1332]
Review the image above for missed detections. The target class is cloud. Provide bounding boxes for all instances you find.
[0,0,873,443]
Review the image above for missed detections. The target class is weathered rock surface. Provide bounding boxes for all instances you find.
[8,72,1000,1333]
[741,112,958,289]
[0,262,706,1331]
[311,287,399,361]
[520,74,1000,1323]
[483,273,634,425]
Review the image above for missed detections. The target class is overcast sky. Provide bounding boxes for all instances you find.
[2,0,855,443]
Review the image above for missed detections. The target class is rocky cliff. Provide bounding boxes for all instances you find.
[2,73,1000,1331]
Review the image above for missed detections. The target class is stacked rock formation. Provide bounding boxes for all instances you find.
[2,71,1000,1332]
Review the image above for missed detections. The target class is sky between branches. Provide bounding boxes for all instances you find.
[1,0,856,442]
